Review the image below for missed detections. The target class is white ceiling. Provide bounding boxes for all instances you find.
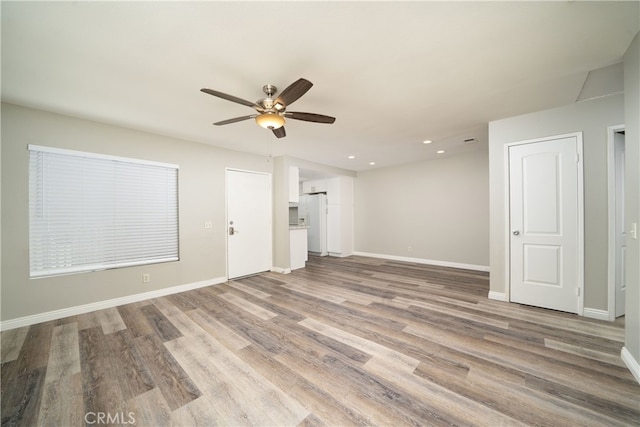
[2,1,638,172]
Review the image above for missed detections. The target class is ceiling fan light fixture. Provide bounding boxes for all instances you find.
[255,113,285,129]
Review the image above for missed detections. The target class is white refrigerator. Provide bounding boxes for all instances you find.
[299,193,327,256]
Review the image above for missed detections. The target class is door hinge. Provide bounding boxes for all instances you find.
[575,153,580,163]
[576,287,581,296]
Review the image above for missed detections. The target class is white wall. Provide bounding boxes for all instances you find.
[1,103,272,323]
[488,94,624,312]
[354,147,489,270]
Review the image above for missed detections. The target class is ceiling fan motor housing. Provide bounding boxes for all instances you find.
[262,84,277,97]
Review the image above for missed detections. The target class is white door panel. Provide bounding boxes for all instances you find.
[523,244,561,286]
[227,169,272,279]
[522,153,561,234]
[509,136,582,314]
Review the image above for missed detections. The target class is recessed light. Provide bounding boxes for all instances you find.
[369,161,376,166]
[423,140,433,144]
[436,150,445,154]
[348,155,356,159]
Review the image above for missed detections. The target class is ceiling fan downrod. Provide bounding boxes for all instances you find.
[260,85,279,111]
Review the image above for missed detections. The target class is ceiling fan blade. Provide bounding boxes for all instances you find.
[201,88,257,108]
[272,127,286,138]
[275,78,313,107]
[284,112,336,124]
[213,115,256,126]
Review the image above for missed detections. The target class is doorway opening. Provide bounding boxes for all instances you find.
[607,125,626,320]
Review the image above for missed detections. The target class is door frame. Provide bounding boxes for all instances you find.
[503,132,584,314]
[225,167,273,279]
[607,124,625,320]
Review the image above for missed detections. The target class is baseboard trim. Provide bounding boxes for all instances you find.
[353,251,490,272]
[488,291,508,301]
[0,276,227,331]
[583,307,611,321]
[329,252,353,258]
[621,347,640,384]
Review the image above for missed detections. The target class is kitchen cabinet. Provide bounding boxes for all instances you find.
[289,227,308,270]
[302,179,328,194]
[327,204,342,254]
[330,176,353,257]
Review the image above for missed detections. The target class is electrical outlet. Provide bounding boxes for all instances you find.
[142,273,150,283]
[407,246,413,252]
[204,221,212,229]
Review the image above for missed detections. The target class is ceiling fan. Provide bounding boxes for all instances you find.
[201,78,336,138]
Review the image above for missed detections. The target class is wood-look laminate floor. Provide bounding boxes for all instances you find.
[2,255,639,426]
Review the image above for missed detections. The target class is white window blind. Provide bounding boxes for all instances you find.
[29,145,179,277]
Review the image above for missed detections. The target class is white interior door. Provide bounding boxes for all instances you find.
[226,169,272,279]
[509,135,582,314]
[614,132,626,317]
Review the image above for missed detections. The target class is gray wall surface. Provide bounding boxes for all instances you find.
[354,147,490,268]
[488,94,624,311]
[1,103,272,321]
[623,33,639,369]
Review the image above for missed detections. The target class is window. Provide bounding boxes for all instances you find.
[29,145,179,277]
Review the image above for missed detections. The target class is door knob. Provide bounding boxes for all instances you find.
[513,230,520,236]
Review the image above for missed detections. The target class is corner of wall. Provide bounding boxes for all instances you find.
[623,30,640,370]
[488,291,507,302]
[621,347,640,384]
